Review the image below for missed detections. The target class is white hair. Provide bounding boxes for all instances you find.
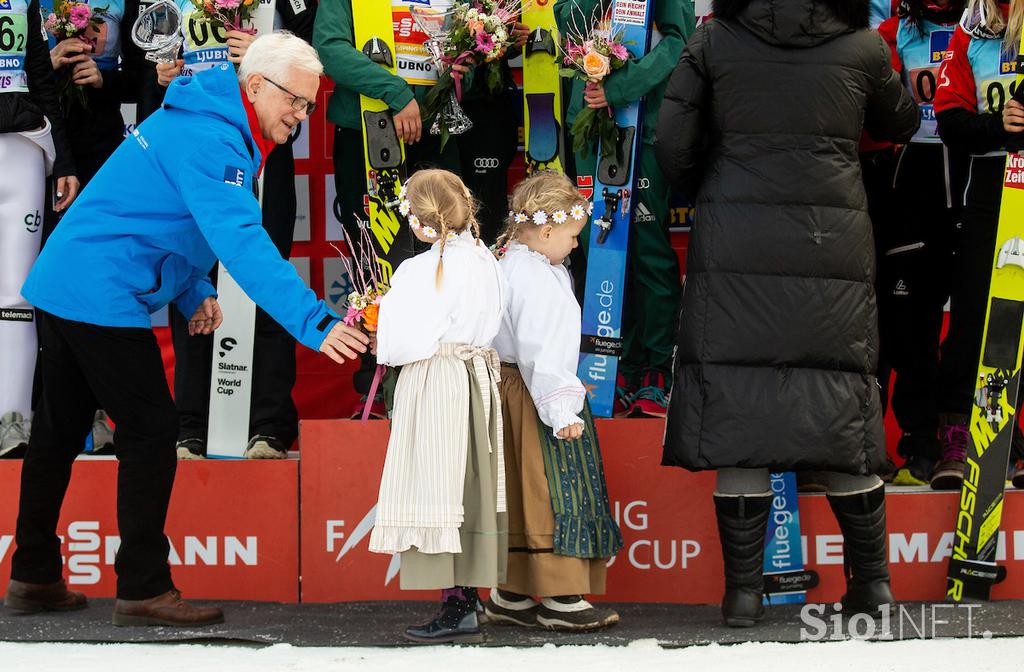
[237,31,324,85]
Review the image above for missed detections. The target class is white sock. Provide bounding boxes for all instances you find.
[490,589,538,610]
[540,596,593,613]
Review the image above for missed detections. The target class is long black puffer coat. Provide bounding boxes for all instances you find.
[656,0,919,475]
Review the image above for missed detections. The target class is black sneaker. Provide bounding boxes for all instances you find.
[244,435,288,460]
[891,454,936,486]
[175,438,206,460]
[536,595,619,631]
[483,589,539,627]
[404,590,483,644]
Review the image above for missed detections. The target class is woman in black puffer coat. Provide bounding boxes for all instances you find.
[655,0,918,627]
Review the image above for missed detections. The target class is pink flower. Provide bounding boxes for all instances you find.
[610,42,629,61]
[342,306,363,327]
[475,29,494,54]
[215,0,241,8]
[44,13,58,32]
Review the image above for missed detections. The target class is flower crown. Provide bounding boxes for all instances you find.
[509,201,593,227]
[396,185,467,242]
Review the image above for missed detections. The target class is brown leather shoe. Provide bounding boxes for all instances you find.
[4,579,88,613]
[112,590,224,627]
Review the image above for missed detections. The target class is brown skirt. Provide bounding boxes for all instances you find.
[498,366,608,597]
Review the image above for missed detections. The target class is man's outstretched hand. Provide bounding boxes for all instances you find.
[189,296,223,336]
[320,322,370,364]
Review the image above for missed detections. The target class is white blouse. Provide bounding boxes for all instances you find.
[493,242,586,436]
[376,231,507,366]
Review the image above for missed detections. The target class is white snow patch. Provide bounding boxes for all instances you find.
[0,637,1022,672]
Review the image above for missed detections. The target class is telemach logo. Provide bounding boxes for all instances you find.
[0,308,33,322]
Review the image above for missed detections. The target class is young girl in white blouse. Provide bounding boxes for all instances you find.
[483,172,623,631]
[368,169,508,645]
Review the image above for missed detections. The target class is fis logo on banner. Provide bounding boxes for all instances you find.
[930,31,953,63]
[224,166,246,187]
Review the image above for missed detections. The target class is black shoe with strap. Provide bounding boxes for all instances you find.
[483,589,539,627]
[404,588,484,644]
[536,595,619,631]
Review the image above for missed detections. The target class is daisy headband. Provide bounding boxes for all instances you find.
[509,201,592,227]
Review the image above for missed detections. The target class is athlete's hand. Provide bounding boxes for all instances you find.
[54,175,80,212]
[1005,99,1024,134]
[584,82,608,110]
[450,62,471,82]
[226,30,257,64]
[157,60,184,87]
[188,297,223,336]
[511,22,530,48]
[394,98,422,145]
[369,333,378,356]
[556,423,584,440]
[319,322,370,364]
[50,38,91,71]
[72,57,103,89]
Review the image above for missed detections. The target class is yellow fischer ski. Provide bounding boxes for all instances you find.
[352,0,413,287]
[521,0,564,174]
[946,50,1024,602]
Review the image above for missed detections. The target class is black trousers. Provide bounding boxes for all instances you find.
[456,87,520,244]
[876,143,966,459]
[171,142,299,445]
[13,312,177,600]
[332,124,461,395]
[939,155,1004,418]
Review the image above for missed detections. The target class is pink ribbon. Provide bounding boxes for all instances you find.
[442,50,474,101]
[361,364,386,422]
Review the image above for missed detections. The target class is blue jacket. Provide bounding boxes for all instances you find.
[22,64,339,351]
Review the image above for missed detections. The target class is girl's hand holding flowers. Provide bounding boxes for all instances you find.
[226,29,257,64]
[556,423,584,440]
[584,82,608,110]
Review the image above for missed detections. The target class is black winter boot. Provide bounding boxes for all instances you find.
[827,484,895,615]
[714,493,771,627]
[404,587,483,644]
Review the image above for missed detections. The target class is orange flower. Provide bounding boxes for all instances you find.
[582,50,611,79]
[362,303,380,332]
[244,0,255,5]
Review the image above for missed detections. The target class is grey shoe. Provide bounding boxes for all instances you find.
[0,412,30,458]
[176,438,206,460]
[91,410,115,454]
[244,435,288,460]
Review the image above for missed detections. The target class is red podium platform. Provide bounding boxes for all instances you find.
[1,419,1022,604]
[0,459,299,602]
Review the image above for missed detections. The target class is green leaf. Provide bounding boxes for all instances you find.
[558,67,580,79]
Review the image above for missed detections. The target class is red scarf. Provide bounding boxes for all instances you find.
[240,87,276,177]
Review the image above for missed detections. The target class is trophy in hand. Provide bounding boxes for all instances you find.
[131,0,183,63]
[409,4,474,137]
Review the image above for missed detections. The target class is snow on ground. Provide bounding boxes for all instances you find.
[2,638,1023,672]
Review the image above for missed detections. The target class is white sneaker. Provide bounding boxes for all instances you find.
[0,412,30,458]
[244,435,288,459]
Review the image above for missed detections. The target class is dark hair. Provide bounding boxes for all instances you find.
[896,0,967,34]
[711,0,871,29]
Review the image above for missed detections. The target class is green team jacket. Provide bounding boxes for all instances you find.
[314,0,479,132]
[554,0,695,147]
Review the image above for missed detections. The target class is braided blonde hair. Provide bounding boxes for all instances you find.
[495,171,589,257]
[403,169,481,288]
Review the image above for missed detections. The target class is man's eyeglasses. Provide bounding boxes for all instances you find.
[263,76,317,116]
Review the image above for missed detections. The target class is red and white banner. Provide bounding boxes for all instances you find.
[0,459,299,602]
[299,419,1024,603]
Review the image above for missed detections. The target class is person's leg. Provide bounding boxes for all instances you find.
[0,134,47,456]
[170,294,215,456]
[714,468,771,627]
[626,146,681,417]
[457,87,518,243]
[824,472,892,613]
[10,313,97,587]
[935,157,1003,488]
[248,142,299,455]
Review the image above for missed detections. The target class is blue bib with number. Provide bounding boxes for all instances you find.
[0,0,30,93]
[897,20,954,142]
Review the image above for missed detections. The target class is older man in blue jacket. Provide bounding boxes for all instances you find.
[4,33,367,626]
